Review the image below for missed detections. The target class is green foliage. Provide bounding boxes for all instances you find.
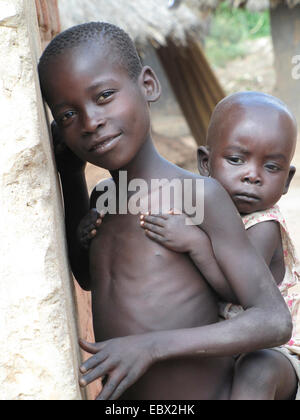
[205,1,270,67]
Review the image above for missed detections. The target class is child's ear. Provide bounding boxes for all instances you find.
[197,146,210,176]
[139,66,161,103]
[283,165,296,194]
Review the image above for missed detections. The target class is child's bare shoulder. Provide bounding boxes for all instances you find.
[90,177,114,208]
[175,166,224,192]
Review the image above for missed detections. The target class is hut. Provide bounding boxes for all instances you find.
[227,0,300,125]
[57,0,226,146]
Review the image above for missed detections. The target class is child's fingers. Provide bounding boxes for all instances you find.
[140,212,170,220]
[89,208,101,221]
[88,229,97,239]
[145,229,167,244]
[95,218,103,227]
[79,229,97,249]
[79,338,104,355]
[85,219,102,232]
[79,361,110,387]
[140,221,165,236]
[140,214,166,227]
[79,350,108,375]
[97,374,128,401]
[105,376,131,401]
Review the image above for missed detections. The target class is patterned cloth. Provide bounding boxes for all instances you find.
[219,205,300,399]
[243,205,300,356]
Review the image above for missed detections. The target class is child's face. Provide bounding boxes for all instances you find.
[205,106,296,214]
[43,44,156,171]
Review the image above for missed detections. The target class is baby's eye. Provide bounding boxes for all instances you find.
[265,163,281,172]
[96,90,115,104]
[226,156,244,165]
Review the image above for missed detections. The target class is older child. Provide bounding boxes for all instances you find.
[138,92,300,400]
[39,23,292,400]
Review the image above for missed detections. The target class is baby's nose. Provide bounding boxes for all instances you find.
[242,173,262,185]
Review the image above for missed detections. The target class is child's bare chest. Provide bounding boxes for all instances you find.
[89,213,219,340]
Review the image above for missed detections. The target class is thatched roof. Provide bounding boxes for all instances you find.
[185,0,220,11]
[58,0,213,47]
[227,0,300,12]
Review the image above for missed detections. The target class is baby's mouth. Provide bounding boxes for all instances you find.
[234,192,260,203]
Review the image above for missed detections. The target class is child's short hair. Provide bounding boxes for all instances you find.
[38,22,143,82]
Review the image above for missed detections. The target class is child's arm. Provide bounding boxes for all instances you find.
[52,122,91,290]
[78,178,292,400]
[246,221,282,269]
[140,214,282,300]
[140,212,237,303]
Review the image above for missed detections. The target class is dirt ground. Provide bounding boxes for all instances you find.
[85,36,300,255]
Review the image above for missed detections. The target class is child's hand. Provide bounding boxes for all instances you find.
[51,121,86,173]
[140,211,200,253]
[79,335,155,400]
[77,209,105,250]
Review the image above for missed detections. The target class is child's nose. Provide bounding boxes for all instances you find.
[242,170,262,186]
[81,108,105,134]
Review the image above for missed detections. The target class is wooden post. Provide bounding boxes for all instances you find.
[157,37,225,146]
[35,0,61,49]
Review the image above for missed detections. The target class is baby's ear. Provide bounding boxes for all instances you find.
[283,165,296,194]
[197,146,210,176]
[139,66,161,103]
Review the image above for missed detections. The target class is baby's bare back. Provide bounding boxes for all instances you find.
[89,212,234,399]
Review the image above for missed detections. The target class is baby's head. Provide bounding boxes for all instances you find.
[198,92,297,215]
[38,22,161,171]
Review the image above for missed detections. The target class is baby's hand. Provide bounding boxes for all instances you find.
[79,335,155,400]
[140,211,200,253]
[51,121,86,173]
[77,209,105,250]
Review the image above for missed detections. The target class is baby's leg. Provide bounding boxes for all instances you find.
[230,349,297,400]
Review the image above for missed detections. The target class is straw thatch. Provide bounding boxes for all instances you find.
[185,0,221,11]
[58,0,212,47]
[227,0,300,12]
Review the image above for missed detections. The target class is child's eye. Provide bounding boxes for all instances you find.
[96,90,115,104]
[265,163,281,172]
[226,156,244,165]
[60,111,77,123]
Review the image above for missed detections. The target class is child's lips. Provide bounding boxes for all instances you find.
[88,133,122,154]
[234,192,260,203]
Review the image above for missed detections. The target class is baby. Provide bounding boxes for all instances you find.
[82,92,300,399]
[141,91,300,400]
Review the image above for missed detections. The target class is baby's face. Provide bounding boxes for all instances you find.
[43,44,151,171]
[207,106,296,214]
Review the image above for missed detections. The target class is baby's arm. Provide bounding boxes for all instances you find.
[246,221,282,269]
[140,211,237,302]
